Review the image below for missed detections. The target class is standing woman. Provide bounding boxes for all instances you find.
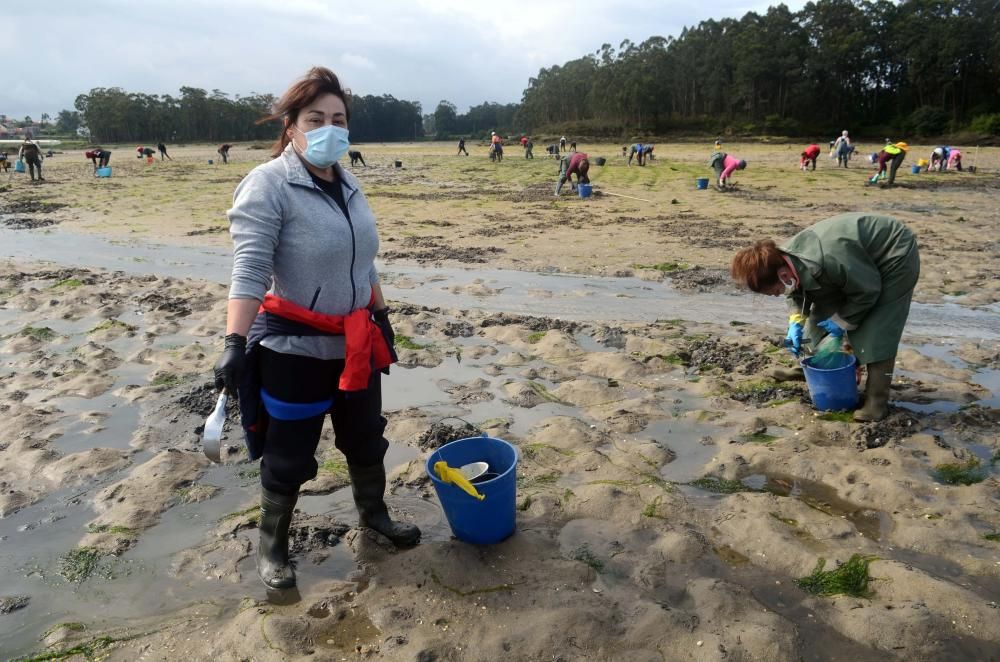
[213,66,419,590]
[730,213,920,422]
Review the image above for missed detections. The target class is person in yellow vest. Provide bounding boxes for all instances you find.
[870,142,908,186]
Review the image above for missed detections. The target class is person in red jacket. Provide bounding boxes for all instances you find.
[85,148,112,171]
[800,144,821,171]
[555,151,589,195]
[218,144,232,164]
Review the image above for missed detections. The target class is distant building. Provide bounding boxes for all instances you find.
[0,123,11,138]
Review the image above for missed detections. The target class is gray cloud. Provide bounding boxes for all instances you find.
[3,0,804,118]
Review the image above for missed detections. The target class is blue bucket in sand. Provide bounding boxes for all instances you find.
[14,160,25,173]
[96,167,112,178]
[208,159,214,165]
[696,177,709,189]
[578,183,593,198]
[910,165,920,174]
[801,353,859,411]
[427,435,518,544]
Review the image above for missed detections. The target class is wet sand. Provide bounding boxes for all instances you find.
[0,142,998,660]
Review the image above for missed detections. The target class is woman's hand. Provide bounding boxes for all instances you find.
[817,318,846,338]
[784,314,805,356]
[214,333,247,394]
[372,307,398,371]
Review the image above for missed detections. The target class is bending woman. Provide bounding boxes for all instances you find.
[730,213,920,422]
[214,66,419,590]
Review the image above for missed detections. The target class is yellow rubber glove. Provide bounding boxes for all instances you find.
[788,313,806,324]
[434,461,485,501]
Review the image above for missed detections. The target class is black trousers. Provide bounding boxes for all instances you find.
[259,347,389,495]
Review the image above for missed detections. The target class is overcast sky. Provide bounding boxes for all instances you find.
[4,0,805,120]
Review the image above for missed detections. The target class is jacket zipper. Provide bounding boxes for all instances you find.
[313,180,357,311]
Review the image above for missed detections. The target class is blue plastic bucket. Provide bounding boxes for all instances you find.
[96,167,112,178]
[910,165,920,174]
[696,177,709,189]
[426,435,518,544]
[14,160,25,173]
[578,183,592,198]
[208,159,214,165]
[801,353,859,411]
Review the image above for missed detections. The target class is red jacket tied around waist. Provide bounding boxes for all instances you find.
[260,294,393,391]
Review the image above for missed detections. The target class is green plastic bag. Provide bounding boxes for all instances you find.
[810,334,852,369]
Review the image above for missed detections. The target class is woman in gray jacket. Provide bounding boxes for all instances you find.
[214,67,419,590]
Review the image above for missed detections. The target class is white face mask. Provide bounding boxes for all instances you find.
[295,124,350,168]
[781,277,797,295]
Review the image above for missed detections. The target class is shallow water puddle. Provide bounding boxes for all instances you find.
[741,473,893,542]
[4,226,1000,337]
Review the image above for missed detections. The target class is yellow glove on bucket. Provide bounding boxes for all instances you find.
[788,313,806,324]
[434,461,486,501]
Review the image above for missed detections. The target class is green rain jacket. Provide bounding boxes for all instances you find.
[781,213,920,364]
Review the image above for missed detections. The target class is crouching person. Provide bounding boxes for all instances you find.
[555,151,589,195]
[730,213,920,422]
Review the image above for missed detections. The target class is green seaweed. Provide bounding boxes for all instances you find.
[688,476,758,494]
[219,504,261,522]
[523,443,577,458]
[570,545,604,572]
[525,380,562,403]
[518,472,560,489]
[983,532,1000,542]
[149,372,183,388]
[16,326,57,342]
[769,512,799,526]
[795,554,877,597]
[518,496,533,511]
[320,458,349,477]
[58,547,103,583]
[51,278,84,289]
[933,459,987,485]
[17,631,148,662]
[526,331,546,344]
[642,495,668,519]
[429,570,520,596]
[86,524,135,535]
[395,334,429,350]
[819,411,855,423]
[743,432,780,444]
[87,318,137,334]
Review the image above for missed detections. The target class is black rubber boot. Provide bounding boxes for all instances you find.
[854,357,895,422]
[257,488,297,589]
[348,463,420,546]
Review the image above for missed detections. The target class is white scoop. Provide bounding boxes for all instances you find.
[459,462,490,481]
[201,393,227,463]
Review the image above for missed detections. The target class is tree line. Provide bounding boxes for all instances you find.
[429,101,521,138]
[515,0,1000,137]
[71,87,423,143]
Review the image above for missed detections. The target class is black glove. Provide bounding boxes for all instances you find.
[371,307,398,373]
[213,333,247,394]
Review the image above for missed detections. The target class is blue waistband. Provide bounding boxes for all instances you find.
[260,389,334,420]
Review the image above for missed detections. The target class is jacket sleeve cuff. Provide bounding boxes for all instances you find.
[831,313,857,330]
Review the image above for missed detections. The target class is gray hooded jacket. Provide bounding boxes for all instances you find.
[227,144,379,360]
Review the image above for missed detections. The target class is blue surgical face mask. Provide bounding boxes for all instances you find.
[297,124,349,168]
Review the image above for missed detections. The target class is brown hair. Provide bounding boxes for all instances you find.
[730,239,786,292]
[261,66,351,158]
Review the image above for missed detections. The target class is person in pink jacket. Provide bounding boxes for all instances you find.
[710,151,746,189]
[947,148,963,171]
